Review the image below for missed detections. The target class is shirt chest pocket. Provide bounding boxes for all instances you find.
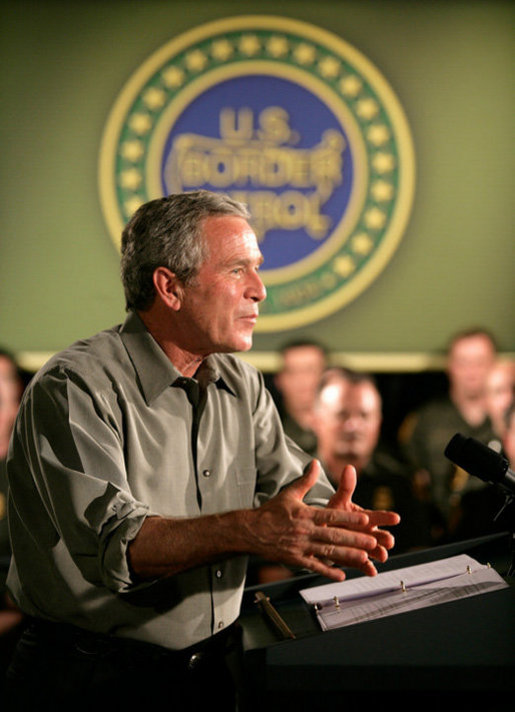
[234,467,257,509]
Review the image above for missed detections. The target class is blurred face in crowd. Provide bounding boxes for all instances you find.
[275,345,327,411]
[0,355,21,445]
[485,360,514,430]
[447,334,496,400]
[503,410,515,467]
[314,378,382,469]
[0,356,17,385]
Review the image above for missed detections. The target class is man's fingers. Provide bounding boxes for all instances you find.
[294,556,347,582]
[310,518,379,553]
[367,510,401,527]
[370,528,396,549]
[255,459,401,582]
[303,543,380,577]
[313,507,370,529]
[282,459,321,501]
[327,464,357,509]
[368,545,389,564]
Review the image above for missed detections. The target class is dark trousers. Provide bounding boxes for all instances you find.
[5,617,243,711]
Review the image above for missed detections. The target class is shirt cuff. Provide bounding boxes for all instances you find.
[97,488,150,593]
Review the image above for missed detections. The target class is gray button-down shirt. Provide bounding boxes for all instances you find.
[7,312,334,649]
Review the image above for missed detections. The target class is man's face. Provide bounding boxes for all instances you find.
[485,362,514,423]
[0,356,21,438]
[447,335,496,399]
[275,346,327,409]
[503,411,515,466]
[314,380,382,462]
[177,215,266,354]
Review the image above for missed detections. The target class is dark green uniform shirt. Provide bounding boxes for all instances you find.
[402,396,497,519]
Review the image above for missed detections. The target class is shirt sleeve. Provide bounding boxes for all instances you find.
[9,366,149,593]
[250,368,335,507]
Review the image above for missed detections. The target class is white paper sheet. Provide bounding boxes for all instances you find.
[300,554,508,631]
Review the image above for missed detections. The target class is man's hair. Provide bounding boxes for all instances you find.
[447,327,498,355]
[279,339,328,358]
[120,190,250,311]
[318,366,377,392]
[314,366,381,412]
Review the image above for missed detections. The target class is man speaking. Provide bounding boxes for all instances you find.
[5,191,399,710]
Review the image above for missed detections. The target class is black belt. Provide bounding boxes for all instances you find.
[23,616,240,672]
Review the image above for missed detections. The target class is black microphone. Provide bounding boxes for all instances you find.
[444,433,515,496]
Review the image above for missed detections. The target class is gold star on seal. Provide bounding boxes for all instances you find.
[367,124,390,147]
[124,197,144,217]
[318,56,341,78]
[142,87,167,111]
[293,42,316,65]
[351,233,374,255]
[266,36,289,58]
[185,49,208,72]
[129,113,152,135]
[371,180,394,202]
[339,75,362,97]
[356,98,379,120]
[333,255,356,277]
[364,207,387,230]
[162,66,185,88]
[120,168,142,190]
[120,140,144,162]
[372,152,395,173]
[239,35,260,56]
[211,39,233,62]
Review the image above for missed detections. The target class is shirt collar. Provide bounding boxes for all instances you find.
[119,311,234,404]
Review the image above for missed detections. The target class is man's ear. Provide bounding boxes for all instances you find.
[153,267,184,311]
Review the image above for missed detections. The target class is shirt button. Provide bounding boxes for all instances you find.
[202,469,211,478]
[188,652,203,670]
[217,621,224,630]
[215,569,223,579]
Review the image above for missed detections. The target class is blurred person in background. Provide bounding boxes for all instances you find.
[313,368,438,553]
[0,350,25,688]
[0,349,24,581]
[484,358,514,443]
[502,402,515,468]
[400,328,498,536]
[448,397,515,542]
[273,340,328,456]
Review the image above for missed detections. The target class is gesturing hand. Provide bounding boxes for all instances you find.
[246,460,400,581]
[327,462,400,574]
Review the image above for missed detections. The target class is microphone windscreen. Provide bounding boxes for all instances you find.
[444,433,508,485]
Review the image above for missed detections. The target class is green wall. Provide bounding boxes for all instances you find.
[1,0,513,371]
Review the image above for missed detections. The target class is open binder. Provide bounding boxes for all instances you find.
[299,554,508,631]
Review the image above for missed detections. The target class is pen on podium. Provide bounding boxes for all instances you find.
[254,591,296,639]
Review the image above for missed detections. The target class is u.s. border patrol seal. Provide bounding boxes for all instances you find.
[99,16,415,331]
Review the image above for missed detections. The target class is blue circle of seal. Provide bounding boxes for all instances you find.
[161,74,353,270]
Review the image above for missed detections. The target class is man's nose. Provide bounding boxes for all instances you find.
[247,270,267,302]
[343,415,359,430]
